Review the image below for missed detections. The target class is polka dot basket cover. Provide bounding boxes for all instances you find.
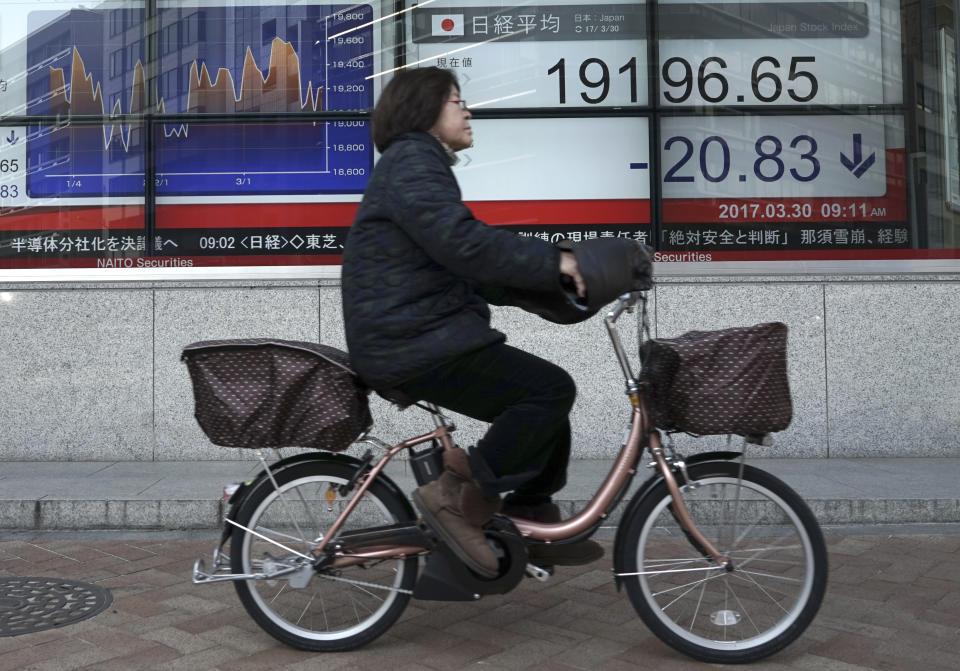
[638,322,792,437]
[181,339,372,451]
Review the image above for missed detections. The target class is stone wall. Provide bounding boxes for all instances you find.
[1,274,956,461]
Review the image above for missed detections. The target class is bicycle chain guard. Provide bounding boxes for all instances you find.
[413,516,528,601]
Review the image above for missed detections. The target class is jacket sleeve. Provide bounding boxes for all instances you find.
[385,142,561,292]
[477,239,654,324]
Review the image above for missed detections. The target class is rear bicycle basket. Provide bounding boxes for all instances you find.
[639,322,792,437]
[181,338,371,452]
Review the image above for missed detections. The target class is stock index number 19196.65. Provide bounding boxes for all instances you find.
[544,55,818,105]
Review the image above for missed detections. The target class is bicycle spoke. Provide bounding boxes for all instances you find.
[350,584,385,604]
[643,557,713,570]
[689,578,707,630]
[317,582,330,632]
[730,517,761,550]
[653,568,728,601]
[728,547,804,563]
[262,468,311,549]
[296,592,317,626]
[729,570,797,604]
[253,524,312,546]
[269,583,287,604]
[723,578,762,636]
[734,568,804,584]
[350,591,360,624]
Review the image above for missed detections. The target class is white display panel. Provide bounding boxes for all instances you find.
[659,114,908,257]
[406,1,647,108]
[658,0,903,106]
[660,115,887,199]
[456,117,650,199]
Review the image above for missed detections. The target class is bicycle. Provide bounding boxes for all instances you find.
[188,291,827,664]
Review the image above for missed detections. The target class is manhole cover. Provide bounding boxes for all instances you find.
[0,577,112,637]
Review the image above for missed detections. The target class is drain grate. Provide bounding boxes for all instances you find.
[0,577,112,637]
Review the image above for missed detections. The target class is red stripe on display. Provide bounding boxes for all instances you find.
[0,206,145,231]
[659,249,960,262]
[156,202,359,229]
[156,198,649,228]
[0,254,343,269]
[468,199,650,225]
[1,199,650,232]
[4,248,959,270]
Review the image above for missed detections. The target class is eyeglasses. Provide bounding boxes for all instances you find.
[446,99,468,110]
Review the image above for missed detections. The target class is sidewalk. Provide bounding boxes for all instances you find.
[1,457,958,530]
[1,532,958,670]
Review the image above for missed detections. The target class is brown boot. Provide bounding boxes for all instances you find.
[412,447,501,578]
[502,500,605,567]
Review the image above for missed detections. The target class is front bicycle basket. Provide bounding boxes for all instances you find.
[639,322,792,437]
[181,339,371,452]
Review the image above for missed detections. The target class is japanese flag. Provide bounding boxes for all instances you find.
[432,14,464,36]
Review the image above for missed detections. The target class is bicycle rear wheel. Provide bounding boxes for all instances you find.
[618,461,827,664]
[230,461,418,652]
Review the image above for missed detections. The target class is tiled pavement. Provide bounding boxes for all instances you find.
[1,531,958,671]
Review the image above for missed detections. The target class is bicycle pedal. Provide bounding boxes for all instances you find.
[524,563,552,582]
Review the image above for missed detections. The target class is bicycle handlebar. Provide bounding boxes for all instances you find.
[606,291,646,324]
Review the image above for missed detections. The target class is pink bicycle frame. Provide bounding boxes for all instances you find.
[317,292,728,569]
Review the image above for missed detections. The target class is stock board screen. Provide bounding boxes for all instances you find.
[0,0,910,270]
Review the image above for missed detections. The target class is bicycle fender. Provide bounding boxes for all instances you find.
[611,450,741,589]
[222,451,415,539]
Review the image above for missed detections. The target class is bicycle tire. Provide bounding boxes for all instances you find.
[230,461,418,652]
[617,461,827,663]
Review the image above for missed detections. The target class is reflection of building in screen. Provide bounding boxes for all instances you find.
[24,5,372,197]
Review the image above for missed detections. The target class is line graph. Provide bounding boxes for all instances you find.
[26,5,373,197]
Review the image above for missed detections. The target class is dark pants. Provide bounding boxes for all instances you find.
[396,342,576,500]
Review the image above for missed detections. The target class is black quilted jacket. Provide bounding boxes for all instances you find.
[341,132,561,390]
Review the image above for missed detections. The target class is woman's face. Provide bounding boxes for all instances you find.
[430,86,473,151]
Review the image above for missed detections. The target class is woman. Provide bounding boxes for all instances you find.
[341,67,602,578]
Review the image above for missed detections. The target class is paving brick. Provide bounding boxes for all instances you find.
[790,654,877,671]
[19,645,121,671]
[478,639,573,669]
[543,635,632,669]
[151,644,248,671]
[0,629,67,654]
[0,532,958,670]
[139,626,218,655]
[158,593,230,616]
[204,643,312,670]
[197,624,279,654]
[110,591,178,618]
[417,639,500,670]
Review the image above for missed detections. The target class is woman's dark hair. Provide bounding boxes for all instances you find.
[371,67,458,153]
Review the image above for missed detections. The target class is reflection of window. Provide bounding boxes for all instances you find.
[163,24,179,56]
[184,13,198,45]
[127,41,141,69]
[110,50,124,78]
[160,69,180,100]
[262,19,277,45]
[110,10,122,36]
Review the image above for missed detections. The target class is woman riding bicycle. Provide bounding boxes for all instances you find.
[341,67,645,577]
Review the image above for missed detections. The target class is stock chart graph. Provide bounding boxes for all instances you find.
[26,5,373,197]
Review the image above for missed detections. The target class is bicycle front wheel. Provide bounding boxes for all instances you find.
[230,461,418,652]
[618,461,827,664]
